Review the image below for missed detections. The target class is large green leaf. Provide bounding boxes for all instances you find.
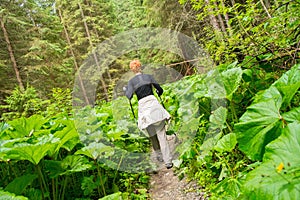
[6,115,48,138]
[235,86,283,160]
[0,190,28,200]
[0,134,59,164]
[214,132,237,153]
[273,64,300,109]
[243,122,300,199]
[282,105,300,123]
[48,120,79,157]
[98,192,122,200]
[209,106,227,131]
[0,122,10,139]
[75,142,115,160]
[5,174,38,195]
[204,69,226,99]
[45,155,92,178]
[0,117,80,163]
[200,67,242,101]
[235,64,300,161]
[212,178,242,199]
[220,67,243,100]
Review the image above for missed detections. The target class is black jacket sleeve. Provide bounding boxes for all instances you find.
[152,83,163,96]
[125,80,134,99]
[150,75,163,96]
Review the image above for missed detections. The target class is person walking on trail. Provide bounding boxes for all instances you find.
[124,59,173,169]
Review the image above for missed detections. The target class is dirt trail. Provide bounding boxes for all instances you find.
[148,135,207,200]
[148,167,206,200]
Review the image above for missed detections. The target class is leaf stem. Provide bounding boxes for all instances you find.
[113,153,124,184]
[95,160,106,196]
[36,164,46,200]
[230,102,238,123]
[216,153,234,178]
[61,176,69,200]
[8,160,18,181]
[52,178,56,200]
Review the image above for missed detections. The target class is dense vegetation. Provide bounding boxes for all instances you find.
[0,0,299,199]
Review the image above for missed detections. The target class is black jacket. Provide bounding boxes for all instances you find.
[125,74,163,100]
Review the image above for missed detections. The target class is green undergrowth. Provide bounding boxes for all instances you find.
[167,61,300,199]
[1,58,300,199]
[0,104,151,199]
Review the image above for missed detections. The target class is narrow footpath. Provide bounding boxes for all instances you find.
[148,135,208,200]
[148,167,206,200]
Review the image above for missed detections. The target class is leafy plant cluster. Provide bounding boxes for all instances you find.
[1,56,299,199]
[180,0,300,66]
[160,59,300,199]
[0,87,72,122]
[0,101,152,199]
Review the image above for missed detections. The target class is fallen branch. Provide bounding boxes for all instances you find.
[165,58,200,67]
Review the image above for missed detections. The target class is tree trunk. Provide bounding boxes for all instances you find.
[57,7,90,105]
[260,0,272,18]
[86,0,112,82]
[217,14,226,32]
[221,0,232,36]
[0,17,24,91]
[205,0,221,32]
[78,2,109,101]
[214,2,227,33]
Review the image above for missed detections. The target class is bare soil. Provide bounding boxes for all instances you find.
[148,135,208,200]
[148,167,207,200]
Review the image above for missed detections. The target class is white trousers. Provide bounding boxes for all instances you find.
[146,120,172,164]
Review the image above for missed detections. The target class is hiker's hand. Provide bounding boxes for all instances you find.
[123,86,127,96]
[156,89,162,96]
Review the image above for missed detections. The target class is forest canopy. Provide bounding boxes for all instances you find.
[1,0,298,109]
[0,0,299,199]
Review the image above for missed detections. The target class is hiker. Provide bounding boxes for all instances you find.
[124,59,173,169]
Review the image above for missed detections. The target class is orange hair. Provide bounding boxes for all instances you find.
[129,59,141,73]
